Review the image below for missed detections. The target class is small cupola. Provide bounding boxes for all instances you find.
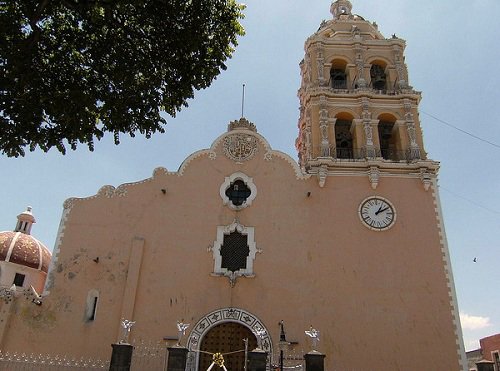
[14,206,36,235]
[330,0,353,19]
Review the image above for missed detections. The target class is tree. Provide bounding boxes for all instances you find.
[0,0,245,157]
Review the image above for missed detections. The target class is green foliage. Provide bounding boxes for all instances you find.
[0,0,245,157]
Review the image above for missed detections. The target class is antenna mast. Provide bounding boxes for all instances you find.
[241,84,246,118]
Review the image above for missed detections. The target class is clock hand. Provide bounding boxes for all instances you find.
[375,206,390,215]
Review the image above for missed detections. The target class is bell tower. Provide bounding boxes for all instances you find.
[296,0,429,188]
[294,2,467,370]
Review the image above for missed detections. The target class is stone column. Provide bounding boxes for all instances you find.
[166,347,189,371]
[316,50,325,86]
[109,343,133,371]
[304,351,326,371]
[403,100,421,160]
[319,107,330,157]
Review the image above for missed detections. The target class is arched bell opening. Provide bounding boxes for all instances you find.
[370,61,388,91]
[330,59,348,89]
[334,112,355,159]
[377,113,399,160]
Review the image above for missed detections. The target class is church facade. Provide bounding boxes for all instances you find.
[0,1,466,370]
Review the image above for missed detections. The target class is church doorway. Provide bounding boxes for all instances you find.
[198,322,258,371]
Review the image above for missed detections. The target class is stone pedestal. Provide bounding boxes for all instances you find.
[167,347,189,371]
[247,349,268,371]
[109,343,133,371]
[304,351,326,371]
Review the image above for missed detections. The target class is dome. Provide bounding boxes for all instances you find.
[0,231,51,273]
[0,207,51,273]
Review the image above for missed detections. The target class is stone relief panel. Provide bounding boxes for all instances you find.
[222,134,259,163]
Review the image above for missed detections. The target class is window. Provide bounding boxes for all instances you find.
[13,273,25,287]
[85,290,99,322]
[221,231,250,272]
[225,180,251,207]
[211,222,260,286]
[493,351,500,371]
[220,172,257,210]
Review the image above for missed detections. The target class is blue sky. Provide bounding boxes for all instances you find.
[1,0,499,351]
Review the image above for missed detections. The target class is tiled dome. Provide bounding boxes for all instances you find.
[0,207,51,273]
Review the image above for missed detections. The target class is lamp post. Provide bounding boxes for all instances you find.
[278,320,290,371]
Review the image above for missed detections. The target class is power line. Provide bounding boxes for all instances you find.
[422,111,500,150]
[440,186,500,215]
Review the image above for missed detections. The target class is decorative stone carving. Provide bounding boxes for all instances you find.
[223,134,259,162]
[369,166,380,190]
[186,308,273,366]
[317,50,325,85]
[354,46,367,88]
[393,47,408,89]
[227,117,257,132]
[403,100,421,159]
[210,221,261,287]
[63,198,76,210]
[317,165,328,188]
[305,127,312,160]
[360,99,376,158]
[420,169,432,191]
[219,172,258,210]
[319,107,330,157]
[0,286,14,304]
[351,25,361,38]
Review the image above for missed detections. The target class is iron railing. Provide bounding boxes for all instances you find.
[313,146,421,162]
[0,340,166,371]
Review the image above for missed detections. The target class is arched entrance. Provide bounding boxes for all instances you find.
[186,308,273,371]
[199,322,258,371]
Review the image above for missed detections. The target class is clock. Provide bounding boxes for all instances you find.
[358,196,396,231]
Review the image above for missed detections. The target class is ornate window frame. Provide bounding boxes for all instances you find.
[210,221,260,287]
[219,172,257,210]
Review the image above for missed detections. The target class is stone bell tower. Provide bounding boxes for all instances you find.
[294,1,467,370]
[296,0,427,188]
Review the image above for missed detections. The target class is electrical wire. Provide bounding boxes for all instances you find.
[440,186,500,215]
[422,111,500,149]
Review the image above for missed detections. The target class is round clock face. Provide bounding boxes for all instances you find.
[358,196,396,231]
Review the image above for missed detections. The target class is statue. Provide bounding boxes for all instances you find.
[305,326,320,351]
[119,319,136,344]
[252,327,267,350]
[177,321,190,347]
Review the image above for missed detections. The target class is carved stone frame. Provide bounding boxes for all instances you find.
[219,172,257,210]
[185,307,273,371]
[210,221,260,287]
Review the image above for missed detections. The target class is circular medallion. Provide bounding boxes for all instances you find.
[358,196,396,231]
[223,134,258,162]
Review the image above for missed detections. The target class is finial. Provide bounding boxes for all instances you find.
[227,117,257,132]
[330,0,353,19]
